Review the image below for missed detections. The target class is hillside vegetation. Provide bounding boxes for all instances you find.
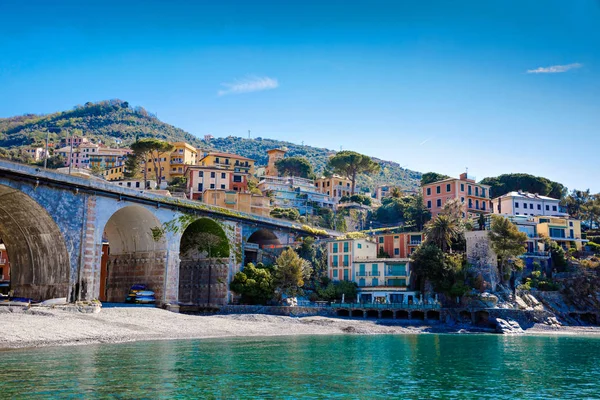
[0,100,421,191]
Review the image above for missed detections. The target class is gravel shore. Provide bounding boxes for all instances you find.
[1,306,599,350]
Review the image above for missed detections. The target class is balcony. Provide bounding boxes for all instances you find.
[522,251,550,258]
[409,240,422,245]
[356,271,381,277]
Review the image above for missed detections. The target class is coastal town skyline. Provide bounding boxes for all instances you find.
[1,1,599,192]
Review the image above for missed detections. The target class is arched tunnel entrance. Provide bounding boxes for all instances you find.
[100,206,167,303]
[178,218,230,307]
[244,229,281,265]
[0,184,70,301]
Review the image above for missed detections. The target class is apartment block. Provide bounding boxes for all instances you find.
[375,232,424,258]
[492,191,568,217]
[422,173,492,219]
[185,165,249,200]
[315,175,355,203]
[326,238,418,304]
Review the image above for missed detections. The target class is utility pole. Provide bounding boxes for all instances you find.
[43,129,50,169]
[68,130,74,175]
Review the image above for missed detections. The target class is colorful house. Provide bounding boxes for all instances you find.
[422,172,492,219]
[202,190,271,217]
[326,238,419,304]
[315,175,355,203]
[198,151,254,174]
[265,148,287,176]
[534,216,587,251]
[375,232,425,258]
[185,165,250,200]
[492,191,568,217]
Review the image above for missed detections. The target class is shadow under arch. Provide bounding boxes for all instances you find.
[101,205,167,302]
[0,184,70,300]
[178,218,230,307]
[244,228,282,265]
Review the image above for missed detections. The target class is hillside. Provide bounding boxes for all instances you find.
[0,100,421,191]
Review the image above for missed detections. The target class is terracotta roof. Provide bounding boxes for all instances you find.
[200,152,254,162]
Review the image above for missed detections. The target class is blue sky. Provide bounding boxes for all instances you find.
[1,0,599,192]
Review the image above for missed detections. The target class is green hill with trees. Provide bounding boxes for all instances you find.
[0,100,422,191]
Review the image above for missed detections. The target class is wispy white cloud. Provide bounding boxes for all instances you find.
[419,138,432,146]
[217,76,279,96]
[526,63,582,74]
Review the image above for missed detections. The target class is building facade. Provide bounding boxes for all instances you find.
[534,216,587,251]
[492,191,568,217]
[422,173,492,219]
[375,232,425,258]
[315,175,355,203]
[326,238,418,304]
[199,151,254,174]
[202,190,271,217]
[185,165,249,201]
[257,176,335,215]
[265,148,287,176]
[22,147,47,162]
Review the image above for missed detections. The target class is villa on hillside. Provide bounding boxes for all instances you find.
[422,172,492,219]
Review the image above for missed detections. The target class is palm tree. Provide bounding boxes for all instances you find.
[424,214,461,252]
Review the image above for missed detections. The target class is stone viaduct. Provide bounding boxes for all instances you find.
[0,160,336,310]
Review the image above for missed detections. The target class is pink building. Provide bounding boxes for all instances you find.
[422,173,492,219]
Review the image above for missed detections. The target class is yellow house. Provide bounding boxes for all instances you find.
[534,216,586,250]
[315,175,354,202]
[202,189,271,217]
[145,142,198,183]
[101,165,127,181]
[198,152,255,174]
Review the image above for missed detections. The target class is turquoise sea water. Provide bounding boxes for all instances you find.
[1,334,600,399]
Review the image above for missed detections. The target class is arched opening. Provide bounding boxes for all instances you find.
[459,310,472,323]
[178,218,230,308]
[245,229,281,265]
[351,309,364,318]
[101,206,167,303]
[0,185,70,301]
[474,310,490,326]
[411,311,425,320]
[381,310,394,319]
[396,310,409,320]
[337,309,349,317]
[366,309,379,319]
[427,310,441,321]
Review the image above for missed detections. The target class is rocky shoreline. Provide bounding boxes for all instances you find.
[1,306,599,351]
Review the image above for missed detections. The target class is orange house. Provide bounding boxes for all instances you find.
[375,232,425,258]
[422,173,492,219]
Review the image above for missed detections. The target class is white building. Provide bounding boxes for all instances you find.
[491,191,567,217]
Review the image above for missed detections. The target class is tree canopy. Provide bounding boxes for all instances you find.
[275,156,314,179]
[327,151,380,193]
[480,173,566,199]
[130,138,174,186]
[420,172,451,186]
[488,215,528,281]
[274,248,311,297]
[230,263,275,305]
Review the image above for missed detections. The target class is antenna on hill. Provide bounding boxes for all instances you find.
[340,145,343,151]
[248,130,251,139]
